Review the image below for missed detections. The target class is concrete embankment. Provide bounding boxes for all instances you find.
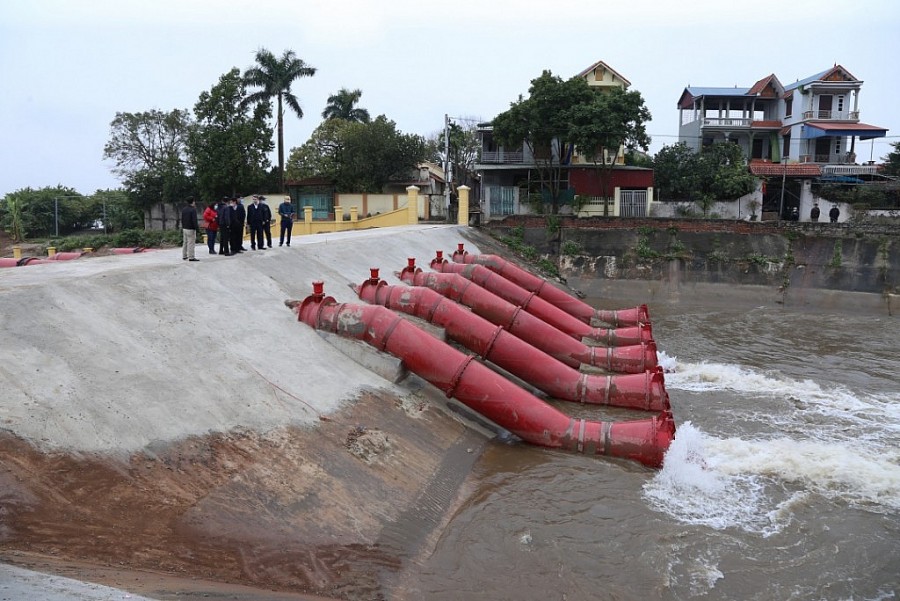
[484,217,899,314]
[0,225,491,600]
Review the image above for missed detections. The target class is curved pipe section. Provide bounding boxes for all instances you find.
[399,260,657,374]
[432,251,651,346]
[46,252,83,261]
[452,243,649,327]
[356,270,668,411]
[293,281,675,468]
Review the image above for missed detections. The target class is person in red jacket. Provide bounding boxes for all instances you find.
[202,202,218,255]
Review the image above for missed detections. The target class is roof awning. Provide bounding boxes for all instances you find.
[805,121,888,140]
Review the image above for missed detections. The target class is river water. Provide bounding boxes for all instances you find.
[405,302,900,600]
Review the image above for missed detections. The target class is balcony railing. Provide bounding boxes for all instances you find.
[822,164,879,176]
[801,110,859,120]
[799,153,857,164]
[702,118,751,128]
[481,150,524,164]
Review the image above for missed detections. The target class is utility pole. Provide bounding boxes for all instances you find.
[778,159,787,222]
[444,114,452,215]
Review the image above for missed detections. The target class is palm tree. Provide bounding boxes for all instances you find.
[243,48,316,191]
[321,88,371,123]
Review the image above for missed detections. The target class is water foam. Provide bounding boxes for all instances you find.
[644,423,900,534]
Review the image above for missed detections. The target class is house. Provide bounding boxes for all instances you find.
[676,65,889,220]
[475,60,654,222]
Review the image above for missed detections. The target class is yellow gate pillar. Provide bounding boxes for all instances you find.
[12,246,22,259]
[334,206,343,231]
[406,186,419,225]
[304,206,313,235]
[458,185,470,226]
[350,206,358,227]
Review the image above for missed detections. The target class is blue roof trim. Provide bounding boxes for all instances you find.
[784,68,831,91]
[685,87,751,97]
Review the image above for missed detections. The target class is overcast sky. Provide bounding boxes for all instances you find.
[2,0,899,196]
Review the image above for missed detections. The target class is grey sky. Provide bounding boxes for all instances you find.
[1,0,898,196]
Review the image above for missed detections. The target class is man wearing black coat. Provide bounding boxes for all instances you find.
[181,197,199,261]
[231,197,246,252]
[246,196,266,251]
[217,197,232,255]
[260,197,273,248]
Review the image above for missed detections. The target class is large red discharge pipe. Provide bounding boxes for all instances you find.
[356,270,668,411]
[293,282,675,468]
[432,251,651,346]
[399,260,657,374]
[452,243,649,327]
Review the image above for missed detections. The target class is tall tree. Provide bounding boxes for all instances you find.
[567,87,651,216]
[492,71,594,214]
[242,48,316,192]
[188,68,274,201]
[103,109,194,211]
[286,115,427,193]
[429,120,481,191]
[321,88,370,123]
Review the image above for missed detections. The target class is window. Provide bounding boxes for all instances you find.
[783,133,791,158]
[837,95,845,113]
[785,97,793,118]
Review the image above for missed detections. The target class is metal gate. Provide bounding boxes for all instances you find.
[488,186,516,216]
[620,189,648,217]
[299,193,331,220]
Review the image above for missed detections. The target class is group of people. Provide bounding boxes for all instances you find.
[809,203,841,223]
[181,195,298,260]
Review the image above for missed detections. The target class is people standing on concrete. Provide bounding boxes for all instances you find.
[231,197,247,253]
[260,196,273,248]
[810,203,820,222]
[202,202,218,254]
[829,205,840,223]
[181,197,200,261]
[247,196,266,251]
[217,197,232,256]
[278,195,295,247]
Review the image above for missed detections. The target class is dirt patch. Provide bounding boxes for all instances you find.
[0,389,485,600]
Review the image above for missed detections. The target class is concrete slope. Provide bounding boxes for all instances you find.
[0,224,478,454]
[0,224,489,600]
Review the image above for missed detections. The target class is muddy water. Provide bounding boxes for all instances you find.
[407,304,900,601]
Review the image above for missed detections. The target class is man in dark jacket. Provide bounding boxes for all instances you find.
[246,196,266,251]
[260,197,273,248]
[181,197,200,261]
[231,197,247,252]
[278,195,295,247]
[217,197,232,255]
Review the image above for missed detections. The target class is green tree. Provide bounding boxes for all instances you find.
[188,68,274,202]
[653,142,699,201]
[567,87,651,215]
[242,48,316,192]
[882,141,900,177]
[286,116,427,193]
[492,71,595,214]
[321,88,370,123]
[0,186,88,238]
[103,109,195,213]
[93,188,144,232]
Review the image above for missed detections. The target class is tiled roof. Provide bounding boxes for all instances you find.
[577,60,631,87]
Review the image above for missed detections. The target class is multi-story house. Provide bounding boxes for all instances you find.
[677,65,888,171]
[676,65,889,220]
[475,61,654,221]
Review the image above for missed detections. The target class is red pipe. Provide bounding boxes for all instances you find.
[293,282,675,468]
[0,258,19,268]
[432,251,652,345]
[356,270,668,411]
[18,257,50,266]
[451,243,649,327]
[400,259,657,374]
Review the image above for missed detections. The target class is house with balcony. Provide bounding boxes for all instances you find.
[677,65,888,172]
[475,60,654,221]
[676,65,889,220]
